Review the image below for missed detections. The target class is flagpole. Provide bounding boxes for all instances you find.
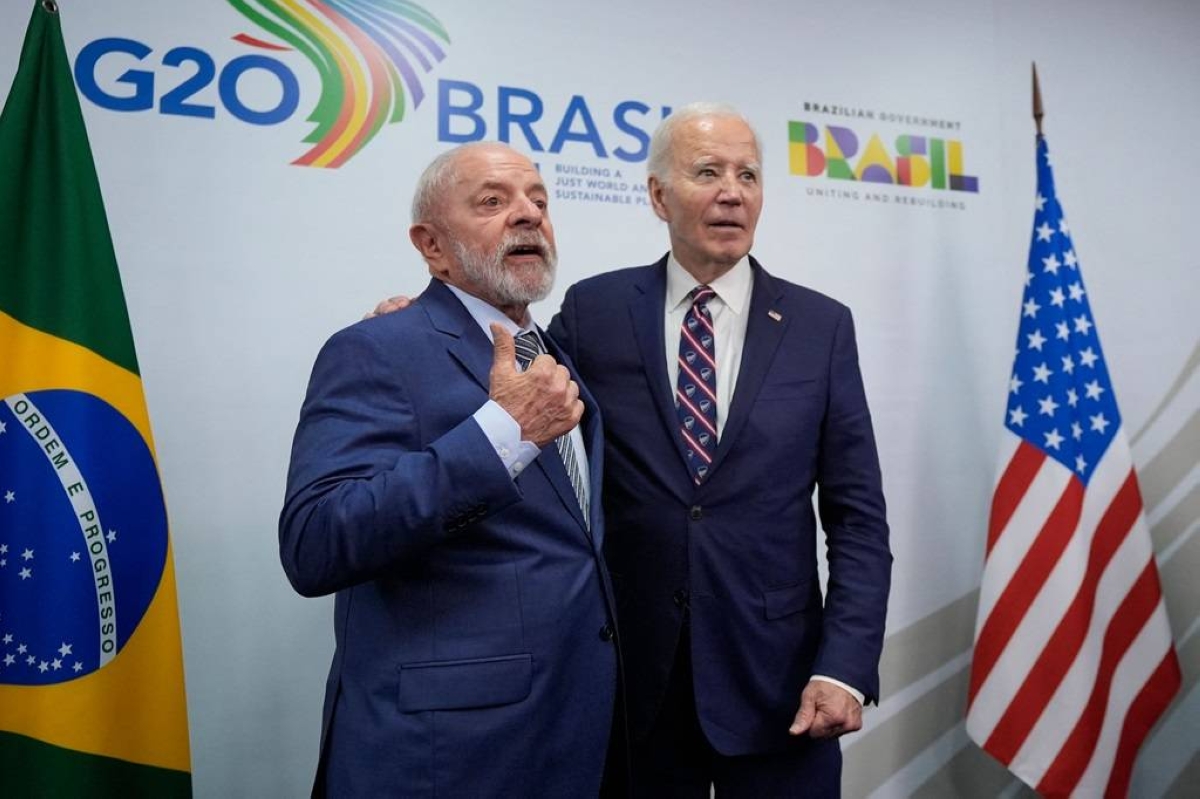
[1032,62,1044,137]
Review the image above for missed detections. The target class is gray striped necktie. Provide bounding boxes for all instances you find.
[513,331,590,527]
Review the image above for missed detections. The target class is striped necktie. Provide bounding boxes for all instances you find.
[513,331,590,526]
[676,285,718,484]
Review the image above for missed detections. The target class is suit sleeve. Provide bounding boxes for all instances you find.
[813,308,893,704]
[279,326,523,597]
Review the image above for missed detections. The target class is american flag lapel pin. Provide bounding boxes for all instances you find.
[767,310,782,322]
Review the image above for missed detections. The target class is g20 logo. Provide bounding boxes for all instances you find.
[71,0,452,170]
[74,38,299,125]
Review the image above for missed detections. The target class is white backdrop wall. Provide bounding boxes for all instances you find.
[1,1,1196,796]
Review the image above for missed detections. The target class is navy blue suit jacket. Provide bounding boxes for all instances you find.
[549,256,891,757]
[281,278,618,797]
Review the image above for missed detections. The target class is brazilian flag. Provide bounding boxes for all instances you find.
[0,2,191,795]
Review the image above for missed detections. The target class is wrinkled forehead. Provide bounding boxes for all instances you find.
[673,117,761,166]
[452,146,544,192]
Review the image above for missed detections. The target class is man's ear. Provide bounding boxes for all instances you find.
[410,222,453,280]
[409,222,441,260]
[648,175,670,223]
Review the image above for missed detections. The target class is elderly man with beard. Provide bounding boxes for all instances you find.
[280,142,618,797]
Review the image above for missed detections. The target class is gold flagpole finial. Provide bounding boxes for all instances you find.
[1032,62,1044,137]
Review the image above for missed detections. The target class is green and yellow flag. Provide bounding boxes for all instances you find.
[0,2,191,794]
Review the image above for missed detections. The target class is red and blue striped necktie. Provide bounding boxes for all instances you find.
[676,285,718,484]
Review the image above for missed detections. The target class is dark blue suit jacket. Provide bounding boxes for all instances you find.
[281,278,618,797]
[549,256,891,758]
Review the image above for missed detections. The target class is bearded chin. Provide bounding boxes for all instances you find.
[455,237,557,307]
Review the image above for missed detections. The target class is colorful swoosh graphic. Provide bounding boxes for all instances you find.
[227,0,450,168]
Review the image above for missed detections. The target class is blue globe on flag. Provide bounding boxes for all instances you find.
[0,389,168,685]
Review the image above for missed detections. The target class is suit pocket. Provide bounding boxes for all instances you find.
[397,653,532,712]
[763,579,816,620]
[756,377,819,402]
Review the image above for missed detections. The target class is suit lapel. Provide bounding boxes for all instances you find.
[542,331,600,542]
[575,362,605,549]
[579,384,605,549]
[628,260,697,482]
[709,259,788,476]
[422,279,494,392]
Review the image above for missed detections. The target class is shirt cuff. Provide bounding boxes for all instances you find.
[473,400,540,479]
[810,675,865,706]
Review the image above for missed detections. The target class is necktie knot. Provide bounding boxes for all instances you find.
[513,330,543,371]
[691,285,716,310]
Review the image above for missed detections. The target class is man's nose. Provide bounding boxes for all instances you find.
[510,195,544,226]
[717,175,744,204]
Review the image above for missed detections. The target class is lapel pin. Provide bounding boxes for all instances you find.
[767,310,783,322]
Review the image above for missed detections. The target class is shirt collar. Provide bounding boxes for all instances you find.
[444,282,536,341]
[665,253,753,315]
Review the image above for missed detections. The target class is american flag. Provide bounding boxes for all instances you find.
[965,137,1181,797]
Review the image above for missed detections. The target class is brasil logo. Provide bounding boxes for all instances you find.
[788,120,979,193]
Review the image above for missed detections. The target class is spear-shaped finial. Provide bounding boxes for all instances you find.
[1032,62,1044,137]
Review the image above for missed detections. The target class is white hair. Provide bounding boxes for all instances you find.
[410,142,504,225]
[646,102,762,186]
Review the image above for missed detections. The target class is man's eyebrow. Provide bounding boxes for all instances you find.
[474,180,548,193]
[519,181,549,196]
[689,157,762,172]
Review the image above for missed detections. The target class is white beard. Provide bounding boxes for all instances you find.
[454,230,557,307]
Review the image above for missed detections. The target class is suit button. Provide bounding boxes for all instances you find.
[673,589,689,608]
[690,505,703,520]
[599,624,614,642]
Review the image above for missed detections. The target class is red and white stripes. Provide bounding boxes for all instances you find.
[967,428,1180,797]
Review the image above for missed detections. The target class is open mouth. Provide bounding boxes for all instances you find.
[505,243,545,259]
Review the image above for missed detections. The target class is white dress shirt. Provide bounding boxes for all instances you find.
[663,254,753,440]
